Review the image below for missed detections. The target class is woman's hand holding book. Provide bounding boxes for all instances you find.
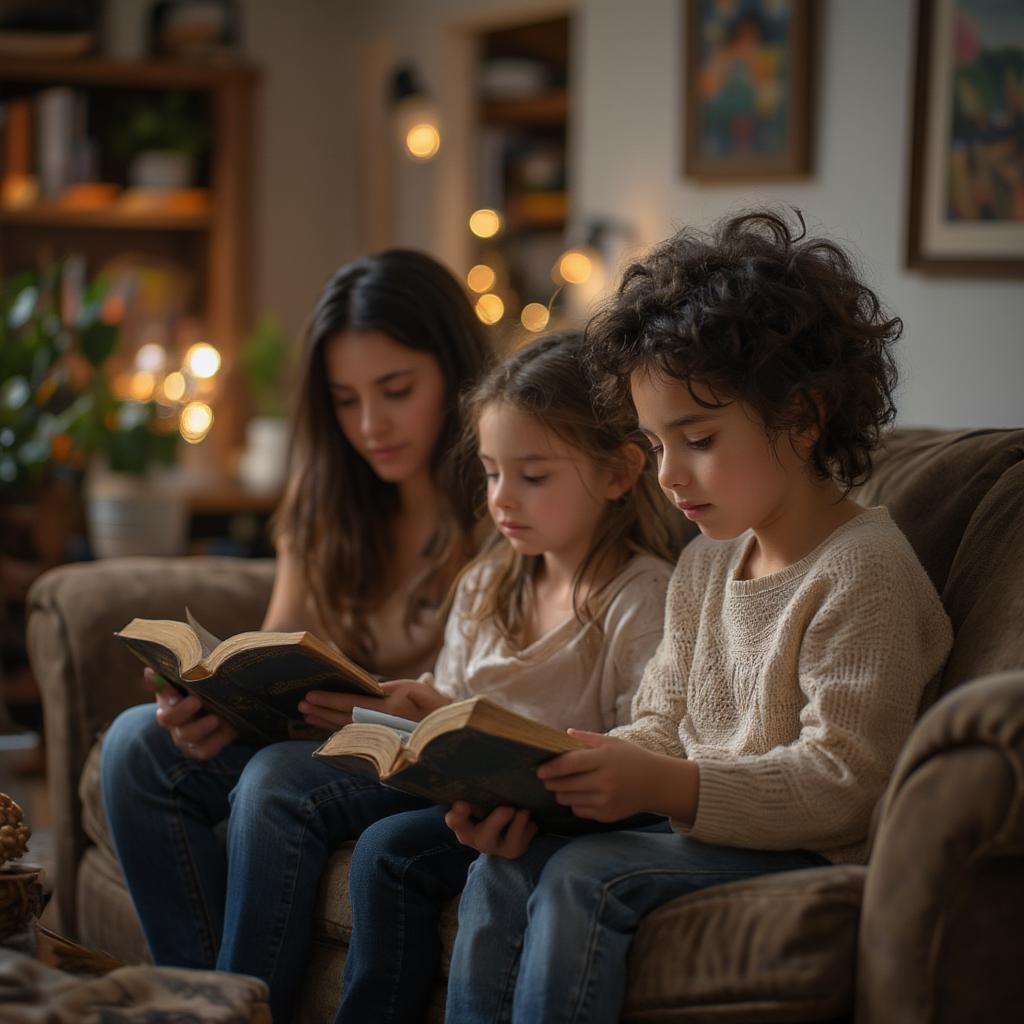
[146,667,239,760]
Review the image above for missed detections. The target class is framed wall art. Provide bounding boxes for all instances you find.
[684,0,814,180]
[907,0,1024,276]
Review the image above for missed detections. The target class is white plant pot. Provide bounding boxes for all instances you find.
[86,465,189,559]
[128,150,196,190]
[238,417,290,492]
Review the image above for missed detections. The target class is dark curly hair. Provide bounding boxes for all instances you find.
[586,209,901,491]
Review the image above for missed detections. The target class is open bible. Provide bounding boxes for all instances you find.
[314,696,592,827]
[115,611,383,744]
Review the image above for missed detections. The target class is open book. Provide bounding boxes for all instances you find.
[314,697,591,827]
[115,611,383,745]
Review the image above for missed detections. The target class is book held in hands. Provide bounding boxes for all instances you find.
[314,696,590,827]
[115,613,382,745]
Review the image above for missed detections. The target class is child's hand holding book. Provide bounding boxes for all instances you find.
[539,730,697,824]
[298,677,451,731]
[445,801,538,859]
[445,730,701,858]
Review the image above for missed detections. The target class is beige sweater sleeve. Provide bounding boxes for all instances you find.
[686,541,953,854]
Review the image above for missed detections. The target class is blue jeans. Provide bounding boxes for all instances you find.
[100,703,430,1022]
[444,820,829,1024]
[338,805,477,1024]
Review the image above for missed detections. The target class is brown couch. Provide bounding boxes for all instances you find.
[27,427,1024,1023]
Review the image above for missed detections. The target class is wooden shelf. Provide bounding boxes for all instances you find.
[481,89,568,126]
[0,55,258,91]
[0,204,211,231]
[0,56,258,469]
[185,482,281,517]
[506,190,568,230]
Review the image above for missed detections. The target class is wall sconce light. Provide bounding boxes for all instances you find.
[552,218,637,316]
[391,65,441,162]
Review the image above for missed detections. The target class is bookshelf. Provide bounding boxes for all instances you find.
[471,17,571,334]
[0,55,259,466]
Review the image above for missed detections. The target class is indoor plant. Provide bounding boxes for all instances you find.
[0,265,185,557]
[237,314,291,491]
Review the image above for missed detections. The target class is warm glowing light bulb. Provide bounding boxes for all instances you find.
[558,250,593,285]
[469,209,501,239]
[520,302,550,333]
[405,123,441,160]
[185,343,221,379]
[163,371,187,403]
[128,371,156,401]
[180,401,214,443]
[466,264,496,293]
[475,293,504,325]
[135,343,166,373]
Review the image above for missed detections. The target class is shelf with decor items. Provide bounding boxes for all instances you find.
[0,55,260,470]
[470,16,571,341]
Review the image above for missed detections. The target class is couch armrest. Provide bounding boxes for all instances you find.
[27,556,275,936]
[857,670,1024,1023]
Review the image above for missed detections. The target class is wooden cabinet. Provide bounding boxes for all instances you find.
[0,56,259,463]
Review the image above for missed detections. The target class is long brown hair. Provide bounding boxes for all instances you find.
[273,250,491,664]
[458,332,678,645]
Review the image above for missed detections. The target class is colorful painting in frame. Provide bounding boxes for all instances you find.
[908,0,1024,275]
[684,0,814,180]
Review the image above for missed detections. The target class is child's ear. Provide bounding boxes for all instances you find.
[788,391,825,457]
[605,443,646,501]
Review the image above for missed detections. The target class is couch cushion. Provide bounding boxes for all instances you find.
[852,428,1024,598]
[79,738,116,863]
[937,461,1024,697]
[622,865,865,1023]
[77,845,150,964]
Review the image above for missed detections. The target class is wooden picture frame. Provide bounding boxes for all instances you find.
[684,0,814,180]
[907,0,1024,276]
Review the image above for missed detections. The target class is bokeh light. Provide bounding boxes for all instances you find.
[520,302,550,333]
[469,209,502,239]
[557,249,593,285]
[185,343,221,379]
[180,401,214,443]
[405,123,441,160]
[475,293,504,325]
[466,264,496,293]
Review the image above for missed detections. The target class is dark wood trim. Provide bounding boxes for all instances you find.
[0,55,258,90]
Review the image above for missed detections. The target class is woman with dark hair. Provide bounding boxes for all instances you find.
[100,250,491,1020]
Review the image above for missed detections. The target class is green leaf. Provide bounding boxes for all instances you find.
[8,285,38,329]
[80,319,119,368]
[0,377,30,412]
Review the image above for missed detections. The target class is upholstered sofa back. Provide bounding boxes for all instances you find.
[852,428,1024,703]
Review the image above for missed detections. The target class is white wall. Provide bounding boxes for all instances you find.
[355,0,1023,429]
[572,0,1023,428]
[242,0,358,344]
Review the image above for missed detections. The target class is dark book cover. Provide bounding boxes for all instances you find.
[117,634,376,745]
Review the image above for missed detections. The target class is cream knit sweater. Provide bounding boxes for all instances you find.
[612,507,953,864]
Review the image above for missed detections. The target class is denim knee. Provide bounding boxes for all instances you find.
[101,703,170,791]
[226,743,306,824]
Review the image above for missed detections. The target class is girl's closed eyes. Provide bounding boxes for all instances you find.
[333,384,416,408]
[687,435,715,450]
